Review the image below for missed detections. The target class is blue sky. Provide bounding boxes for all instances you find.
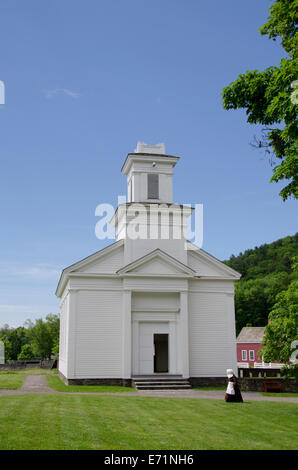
[0,0,296,327]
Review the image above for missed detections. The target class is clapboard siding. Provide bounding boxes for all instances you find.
[58,294,68,377]
[189,279,234,293]
[69,276,122,291]
[74,290,123,377]
[189,291,237,377]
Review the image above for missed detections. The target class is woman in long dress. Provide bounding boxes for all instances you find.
[225,369,243,402]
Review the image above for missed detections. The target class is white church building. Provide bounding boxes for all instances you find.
[56,143,241,387]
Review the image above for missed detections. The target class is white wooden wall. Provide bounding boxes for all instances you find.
[58,292,68,377]
[71,290,123,378]
[188,279,238,377]
[58,256,238,380]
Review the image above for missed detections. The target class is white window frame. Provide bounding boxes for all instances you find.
[241,350,247,361]
[249,350,255,361]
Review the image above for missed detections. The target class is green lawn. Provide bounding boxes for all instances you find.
[0,372,25,390]
[261,392,298,397]
[46,374,135,393]
[0,394,297,450]
[0,368,57,390]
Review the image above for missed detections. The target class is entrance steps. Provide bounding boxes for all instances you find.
[132,376,192,390]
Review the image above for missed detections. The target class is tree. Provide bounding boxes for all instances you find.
[260,255,298,377]
[45,314,60,348]
[0,315,60,361]
[222,0,298,201]
[18,344,34,360]
[29,319,53,359]
[224,233,298,333]
[233,272,291,334]
[51,341,59,358]
[0,326,29,360]
[8,327,28,360]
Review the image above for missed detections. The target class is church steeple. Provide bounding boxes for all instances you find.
[110,142,192,265]
[121,142,179,204]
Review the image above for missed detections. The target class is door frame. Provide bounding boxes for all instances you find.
[132,313,178,376]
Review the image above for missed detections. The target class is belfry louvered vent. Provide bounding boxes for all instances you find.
[148,173,159,199]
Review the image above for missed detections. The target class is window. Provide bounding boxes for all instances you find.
[249,350,255,361]
[147,173,159,199]
[241,350,247,361]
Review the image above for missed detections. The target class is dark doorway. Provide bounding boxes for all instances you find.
[154,334,169,373]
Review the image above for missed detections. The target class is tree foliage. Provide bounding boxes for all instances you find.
[0,314,59,361]
[27,319,53,359]
[222,0,298,200]
[18,343,34,360]
[261,275,298,377]
[0,327,28,361]
[225,233,298,334]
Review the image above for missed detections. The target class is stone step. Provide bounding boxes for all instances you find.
[134,381,190,385]
[136,384,192,390]
[132,375,183,379]
[133,378,192,390]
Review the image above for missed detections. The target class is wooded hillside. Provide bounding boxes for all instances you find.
[224,233,298,335]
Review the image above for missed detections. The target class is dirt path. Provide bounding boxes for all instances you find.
[0,375,297,403]
[20,374,55,393]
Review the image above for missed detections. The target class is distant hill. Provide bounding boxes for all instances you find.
[224,234,298,335]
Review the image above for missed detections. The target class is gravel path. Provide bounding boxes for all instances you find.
[20,374,56,393]
[0,375,297,403]
[0,375,59,396]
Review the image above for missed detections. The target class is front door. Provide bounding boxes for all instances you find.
[154,334,169,373]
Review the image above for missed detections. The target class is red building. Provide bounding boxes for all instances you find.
[237,327,266,367]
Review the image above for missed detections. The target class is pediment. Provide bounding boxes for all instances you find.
[133,257,185,275]
[117,249,196,277]
[73,243,124,274]
[56,240,124,296]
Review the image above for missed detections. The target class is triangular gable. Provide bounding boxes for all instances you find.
[186,241,241,279]
[117,249,196,277]
[73,243,124,274]
[56,240,124,297]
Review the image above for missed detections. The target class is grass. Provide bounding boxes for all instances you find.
[261,392,298,397]
[0,371,25,390]
[46,374,135,393]
[0,394,297,450]
[0,368,57,390]
[0,367,56,375]
[18,368,57,375]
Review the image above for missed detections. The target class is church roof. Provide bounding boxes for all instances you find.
[186,241,242,279]
[56,238,241,298]
[55,239,124,297]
